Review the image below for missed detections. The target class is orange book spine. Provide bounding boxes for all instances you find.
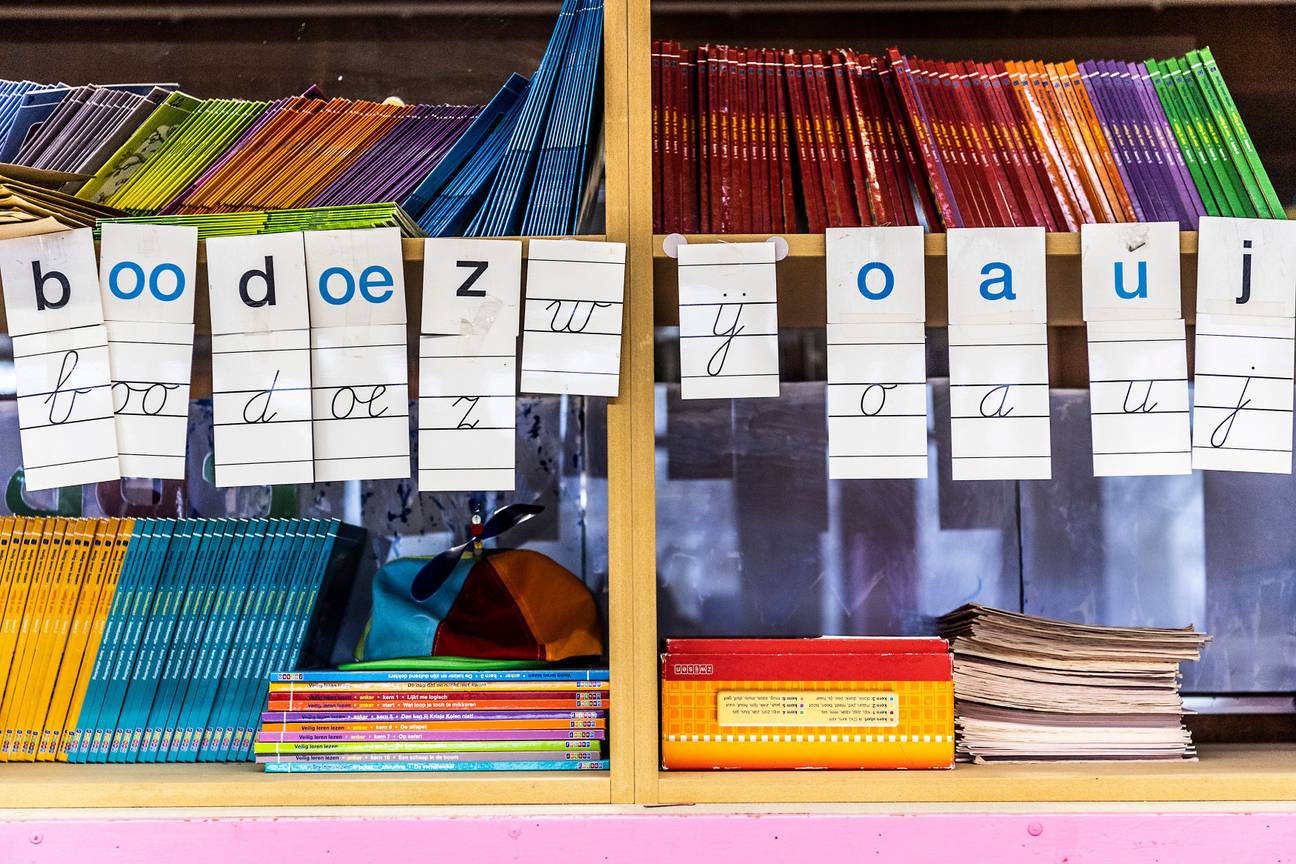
[58,519,133,761]
[38,520,110,760]
[1007,61,1083,229]
[1065,60,1137,222]
[20,519,93,760]
[1027,61,1098,224]
[0,517,63,761]
[1045,61,1116,222]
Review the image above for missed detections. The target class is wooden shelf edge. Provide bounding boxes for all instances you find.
[654,745,1296,805]
[651,232,1200,258]
[0,764,612,809]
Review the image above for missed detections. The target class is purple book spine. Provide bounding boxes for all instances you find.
[1101,59,1170,223]
[1123,59,1193,226]
[1131,60,1205,227]
[258,729,608,743]
[261,710,606,723]
[1079,60,1145,223]
[256,750,595,764]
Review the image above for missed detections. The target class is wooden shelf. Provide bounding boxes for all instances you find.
[651,232,1200,329]
[0,762,612,808]
[654,744,1296,805]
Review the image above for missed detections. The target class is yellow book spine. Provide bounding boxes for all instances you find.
[40,519,108,761]
[0,518,20,704]
[33,520,99,761]
[59,518,134,762]
[8,517,72,762]
[0,517,57,761]
[0,517,32,740]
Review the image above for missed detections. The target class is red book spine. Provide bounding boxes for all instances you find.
[882,50,952,228]
[662,652,953,682]
[665,637,950,654]
[733,48,750,231]
[709,47,725,232]
[662,43,680,233]
[843,51,886,225]
[681,48,700,233]
[942,59,997,225]
[697,46,712,233]
[651,40,662,233]
[995,60,1067,230]
[918,57,976,226]
[957,60,1021,226]
[865,57,917,226]
[784,50,826,233]
[750,47,770,233]
[772,49,797,231]
[832,50,873,226]
[813,50,853,226]
[977,59,1050,229]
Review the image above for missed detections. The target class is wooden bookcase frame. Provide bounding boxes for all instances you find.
[1,0,1295,812]
[621,1,1296,806]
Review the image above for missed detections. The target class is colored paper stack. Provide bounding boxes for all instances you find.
[255,668,610,773]
[938,604,1210,762]
[95,202,423,239]
[0,517,364,764]
[652,43,1281,232]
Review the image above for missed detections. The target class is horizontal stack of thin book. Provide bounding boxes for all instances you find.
[938,604,1210,763]
[255,668,610,773]
[652,43,1281,233]
[0,517,363,764]
[0,0,603,237]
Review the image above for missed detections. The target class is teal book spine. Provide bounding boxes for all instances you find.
[67,519,151,763]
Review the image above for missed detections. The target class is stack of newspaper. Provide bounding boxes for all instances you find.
[938,604,1210,762]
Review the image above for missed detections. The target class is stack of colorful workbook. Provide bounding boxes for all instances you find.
[939,604,1210,762]
[95,202,423,239]
[255,667,610,773]
[652,43,1281,232]
[0,517,364,764]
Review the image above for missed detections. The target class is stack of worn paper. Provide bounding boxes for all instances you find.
[938,604,1209,763]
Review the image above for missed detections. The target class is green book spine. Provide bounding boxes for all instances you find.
[1166,57,1247,216]
[1146,59,1220,217]
[1186,50,1265,218]
[1199,46,1286,218]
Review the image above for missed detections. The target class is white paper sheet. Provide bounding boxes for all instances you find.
[1191,313,1295,474]
[418,336,516,492]
[1087,318,1191,476]
[520,239,626,397]
[99,222,197,479]
[0,228,120,490]
[948,323,1052,480]
[418,238,523,492]
[1080,222,1189,476]
[946,228,1049,480]
[677,241,779,400]
[826,322,928,479]
[207,232,314,487]
[304,228,410,481]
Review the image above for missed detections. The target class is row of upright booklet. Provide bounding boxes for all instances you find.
[0,517,362,764]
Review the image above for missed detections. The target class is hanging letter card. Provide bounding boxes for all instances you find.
[519,239,626,397]
[946,227,1050,480]
[677,241,780,399]
[305,227,410,481]
[419,238,522,491]
[0,228,120,490]
[825,226,927,478]
[207,232,314,487]
[1192,216,1296,474]
[1081,222,1190,476]
[99,222,197,479]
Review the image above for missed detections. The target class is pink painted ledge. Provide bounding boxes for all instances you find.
[5,811,1296,864]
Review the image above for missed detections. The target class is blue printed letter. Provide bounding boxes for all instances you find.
[978,262,1015,301]
[856,261,894,301]
[1113,261,1147,300]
